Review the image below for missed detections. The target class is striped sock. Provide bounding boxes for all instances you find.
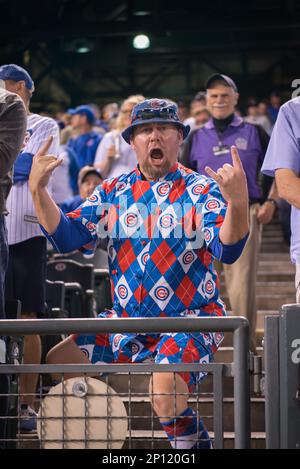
[161,407,211,449]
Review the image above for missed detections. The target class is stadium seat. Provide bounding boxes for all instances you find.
[46,259,95,318]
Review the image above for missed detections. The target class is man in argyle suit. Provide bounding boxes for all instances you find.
[29,98,249,449]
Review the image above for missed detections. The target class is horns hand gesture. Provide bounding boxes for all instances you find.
[29,136,62,193]
[205,146,248,205]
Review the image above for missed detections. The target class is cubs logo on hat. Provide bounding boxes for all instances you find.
[121,98,190,144]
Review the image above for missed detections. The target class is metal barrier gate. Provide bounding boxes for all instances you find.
[264,305,300,449]
[0,317,250,449]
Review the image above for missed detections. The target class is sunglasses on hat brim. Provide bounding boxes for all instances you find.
[132,107,179,122]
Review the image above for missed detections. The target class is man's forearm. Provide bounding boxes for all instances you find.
[95,157,113,178]
[267,180,279,201]
[219,201,249,245]
[0,93,26,175]
[31,187,61,234]
[275,169,300,209]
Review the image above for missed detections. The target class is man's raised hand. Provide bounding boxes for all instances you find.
[205,145,248,205]
[29,136,62,193]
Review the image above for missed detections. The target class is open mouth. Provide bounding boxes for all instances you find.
[150,148,164,160]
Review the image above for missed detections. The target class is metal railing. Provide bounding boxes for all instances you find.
[264,305,300,449]
[0,316,250,449]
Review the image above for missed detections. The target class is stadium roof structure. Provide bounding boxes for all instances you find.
[1,0,299,107]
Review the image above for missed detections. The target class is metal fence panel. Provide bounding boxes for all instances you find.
[0,317,250,449]
[279,305,300,449]
[264,315,280,449]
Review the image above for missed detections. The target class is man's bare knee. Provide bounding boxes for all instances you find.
[46,336,97,380]
[150,373,188,420]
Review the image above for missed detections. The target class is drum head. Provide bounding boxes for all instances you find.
[37,377,127,449]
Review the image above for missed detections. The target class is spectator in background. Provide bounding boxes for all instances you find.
[60,166,103,214]
[0,64,60,431]
[258,101,269,118]
[88,103,107,135]
[67,105,102,194]
[0,87,26,318]
[0,86,26,448]
[60,111,72,128]
[100,102,119,131]
[262,97,300,300]
[245,102,272,135]
[177,100,189,122]
[94,95,144,179]
[184,91,209,131]
[268,92,281,126]
[52,125,73,205]
[55,109,68,130]
[181,73,277,353]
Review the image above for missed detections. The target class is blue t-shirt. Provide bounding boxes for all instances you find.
[60,195,83,214]
[67,131,102,194]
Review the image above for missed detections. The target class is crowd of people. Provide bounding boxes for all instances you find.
[0,63,296,449]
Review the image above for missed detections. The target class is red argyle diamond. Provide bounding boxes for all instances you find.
[175,275,197,308]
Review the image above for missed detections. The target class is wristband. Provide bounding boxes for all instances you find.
[266,198,278,209]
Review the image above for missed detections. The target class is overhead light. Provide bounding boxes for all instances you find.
[133,34,150,49]
[133,10,151,16]
[77,45,90,53]
[131,0,151,17]
[63,39,94,54]
[76,40,93,53]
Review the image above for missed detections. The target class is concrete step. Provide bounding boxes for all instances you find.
[222,294,295,310]
[120,397,265,432]
[219,266,294,279]
[258,260,295,272]
[214,347,263,363]
[262,223,283,230]
[261,230,284,237]
[260,244,289,253]
[220,282,295,296]
[221,331,264,348]
[261,238,287,247]
[256,310,278,329]
[220,310,278,337]
[122,431,266,449]
[255,282,295,295]
[15,429,266,449]
[255,272,294,282]
[107,372,260,399]
[257,260,294,271]
[259,252,291,260]
[106,348,263,391]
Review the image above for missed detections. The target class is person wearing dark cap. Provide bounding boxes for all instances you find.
[0,85,26,448]
[29,98,249,449]
[267,91,281,126]
[181,74,278,354]
[66,105,103,195]
[0,64,60,431]
[60,166,103,214]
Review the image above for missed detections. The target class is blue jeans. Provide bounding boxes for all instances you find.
[0,215,8,319]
